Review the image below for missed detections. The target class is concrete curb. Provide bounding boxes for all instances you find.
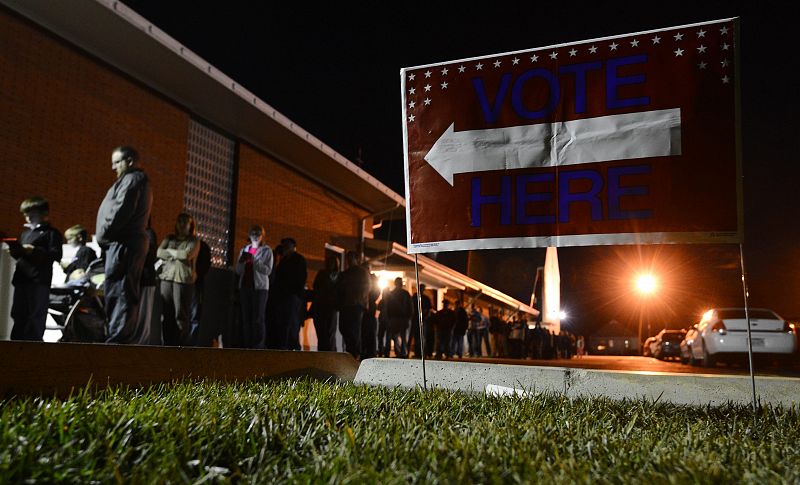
[355,358,800,407]
[0,341,359,397]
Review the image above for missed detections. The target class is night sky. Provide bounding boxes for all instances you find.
[123,0,798,335]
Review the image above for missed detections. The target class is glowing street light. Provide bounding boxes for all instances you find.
[635,274,658,295]
[634,273,658,351]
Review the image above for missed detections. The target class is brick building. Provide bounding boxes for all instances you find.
[0,0,536,346]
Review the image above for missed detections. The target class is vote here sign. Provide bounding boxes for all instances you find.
[401,18,741,253]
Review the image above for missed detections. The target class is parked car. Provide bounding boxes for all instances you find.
[651,329,686,360]
[680,325,700,365]
[642,336,656,357]
[683,308,796,367]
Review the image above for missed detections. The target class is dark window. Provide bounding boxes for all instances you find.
[717,309,779,320]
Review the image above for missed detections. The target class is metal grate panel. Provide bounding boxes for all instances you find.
[184,119,236,267]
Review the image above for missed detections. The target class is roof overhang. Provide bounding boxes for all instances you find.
[1,0,405,215]
[363,239,538,315]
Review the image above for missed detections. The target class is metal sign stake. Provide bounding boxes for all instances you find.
[414,254,428,390]
[739,243,758,421]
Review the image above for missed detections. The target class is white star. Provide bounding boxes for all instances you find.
[652,35,661,44]
[609,42,619,51]
[408,114,415,122]
[697,29,706,38]
[697,45,707,53]
[569,48,577,57]
[458,65,466,73]
[674,48,684,56]
[721,59,729,67]
[408,100,416,109]
[530,54,539,62]
[674,32,684,41]
[475,62,483,70]
[493,59,501,68]
[630,39,639,47]
[722,42,730,51]
[424,84,431,92]
[408,73,415,81]
[722,75,730,84]
[512,57,520,65]
[588,45,598,54]
[441,67,449,76]
[549,51,558,59]
[698,61,707,69]
[720,26,729,35]
[409,87,416,95]
[424,70,432,78]
[441,81,448,89]
[423,98,431,106]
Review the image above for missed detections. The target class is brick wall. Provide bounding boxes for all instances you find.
[0,7,370,287]
[0,8,188,242]
[236,143,368,283]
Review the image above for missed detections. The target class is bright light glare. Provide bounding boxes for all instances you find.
[558,311,567,320]
[377,277,389,290]
[635,274,658,294]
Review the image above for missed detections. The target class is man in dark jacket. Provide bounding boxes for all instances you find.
[336,251,370,358]
[311,254,340,351]
[435,299,456,359]
[360,269,380,359]
[271,237,307,350]
[384,277,412,358]
[452,300,469,358]
[95,146,153,344]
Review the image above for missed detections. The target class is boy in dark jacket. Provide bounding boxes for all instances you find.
[6,197,62,340]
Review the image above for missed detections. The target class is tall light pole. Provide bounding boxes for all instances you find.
[635,274,658,352]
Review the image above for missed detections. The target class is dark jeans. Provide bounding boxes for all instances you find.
[104,240,147,344]
[469,328,490,356]
[240,287,268,349]
[377,316,389,356]
[436,326,452,357]
[313,306,338,351]
[467,329,478,356]
[274,294,304,350]
[339,305,364,358]
[160,281,193,346]
[389,318,408,357]
[451,333,465,357]
[424,319,435,356]
[131,285,161,345]
[361,310,377,359]
[10,283,49,341]
[189,279,204,345]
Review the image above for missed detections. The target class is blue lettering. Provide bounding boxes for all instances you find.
[511,68,560,120]
[558,170,604,223]
[472,74,513,124]
[471,176,512,227]
[516,173,556,224]
[608,165,652,219]
[559,61,602,114]
[606,54,650,110]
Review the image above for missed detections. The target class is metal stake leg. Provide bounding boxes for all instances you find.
[414,254,428,390]
[739,244,758,419]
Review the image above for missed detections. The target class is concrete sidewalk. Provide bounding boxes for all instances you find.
[355,358,800,407]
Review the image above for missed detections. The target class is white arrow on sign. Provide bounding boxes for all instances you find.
[424,108,682,186]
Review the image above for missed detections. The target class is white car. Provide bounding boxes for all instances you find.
[685,308,796,367]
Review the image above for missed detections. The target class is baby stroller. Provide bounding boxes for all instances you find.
[48,258,107,343]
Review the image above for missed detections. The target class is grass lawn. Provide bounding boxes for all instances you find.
[1,379,798,483]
